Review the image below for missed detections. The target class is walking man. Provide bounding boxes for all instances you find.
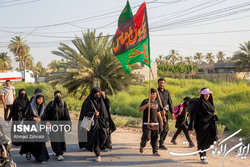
[156,78,175,150]
[1,80,16,121]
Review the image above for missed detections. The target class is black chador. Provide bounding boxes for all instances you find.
[78,87,116,158]
[8,89,29,146]
[20,93,49,163]
[188,88,218,162]
[8,89,29,121]
[42,90,71,157]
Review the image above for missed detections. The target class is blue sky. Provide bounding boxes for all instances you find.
[0,0,250,68]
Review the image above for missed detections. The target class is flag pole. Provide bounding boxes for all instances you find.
[148,66,151,124]
[150,69,166,122]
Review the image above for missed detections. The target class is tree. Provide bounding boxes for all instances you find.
[168,49,179,65]
[206,52,215,64]
[178,56,185,65]
[225,56,233,62]
[194,52,204,64]
[48,60,59,72]
[185,56,193,65]
[155,55,165,65]
[8,36,29,70]
[0,52,12,71]
[164,55,171,65]
[217,51,226,63]
[35,61,48,76]
[22,53,34,70]
[48,30,141,98]
[233,41,250,71]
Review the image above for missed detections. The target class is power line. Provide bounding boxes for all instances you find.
[151,4,250,31]
[0,0,40,7]
[151,29,250,36]
[0,0,184,29]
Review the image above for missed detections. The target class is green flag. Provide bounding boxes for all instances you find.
[113,1,150,74]
[118,0,133,26]
[116,37,150,74]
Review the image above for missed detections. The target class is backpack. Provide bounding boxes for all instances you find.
[173,103,183,120]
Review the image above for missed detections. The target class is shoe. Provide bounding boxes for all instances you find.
[103,148,108,152]
[41,161,46,164]
[26,153,31,160]
[57,155,64,161]
[189,143,195,148]
[139,146,144,153]
[171,139,177,145]
[95,156,101,162]
[201,160,208,164]
[159,145,168,150]
[153,152,160,156]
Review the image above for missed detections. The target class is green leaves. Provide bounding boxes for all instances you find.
[49,29,142,98]
[233,41,250,70]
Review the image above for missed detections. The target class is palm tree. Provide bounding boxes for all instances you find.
[168,49,179,65]
[185,56,193,65]
[48,30,141,98]
[217,51,226,63]
[8,36,29,70]
[178,56,185,65]
[194,52,204,64]
[164,55,171,65]
[35,61,48,79]
[206,52,215,64]
[155,55,165,65]
[233,41,250,71]
[22,53,34,70]
[48,60,60,72]
[0,52,12,71]
[225,56,233,62]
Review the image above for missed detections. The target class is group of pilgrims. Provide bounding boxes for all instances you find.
[3,78,218,164]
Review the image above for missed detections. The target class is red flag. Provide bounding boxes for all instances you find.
[134,2,146,30]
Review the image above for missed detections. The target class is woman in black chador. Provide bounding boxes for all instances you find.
[188,88,218,164]
[20,93,49,164]
[42,90,71,161]
[7,89,29,146]
[78,87,116,162]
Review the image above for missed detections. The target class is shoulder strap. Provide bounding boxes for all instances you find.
[90,100,97,111]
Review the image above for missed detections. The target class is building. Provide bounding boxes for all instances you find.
[197,62,249,80]
[133,62,157,81]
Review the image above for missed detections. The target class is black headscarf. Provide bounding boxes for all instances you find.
[53,90,64,119]
[183,96,191,108]
[34,88,42,94]
[16,89,29,109]
[89,87,109,119]
[199,88,215,115]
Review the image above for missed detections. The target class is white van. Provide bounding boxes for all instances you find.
[0,70,35,83]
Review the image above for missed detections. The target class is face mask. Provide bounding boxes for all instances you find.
[94,95,101,100]
[55,96,62,103]
[20,93,26,98]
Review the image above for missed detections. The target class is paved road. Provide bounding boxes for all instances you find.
[1,108,249,167]
[9,121,194,167]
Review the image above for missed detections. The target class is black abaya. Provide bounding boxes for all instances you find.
[20,94,49,162]
[188,94,218,151]
[42,100,71,156]
[78,87,116,156]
